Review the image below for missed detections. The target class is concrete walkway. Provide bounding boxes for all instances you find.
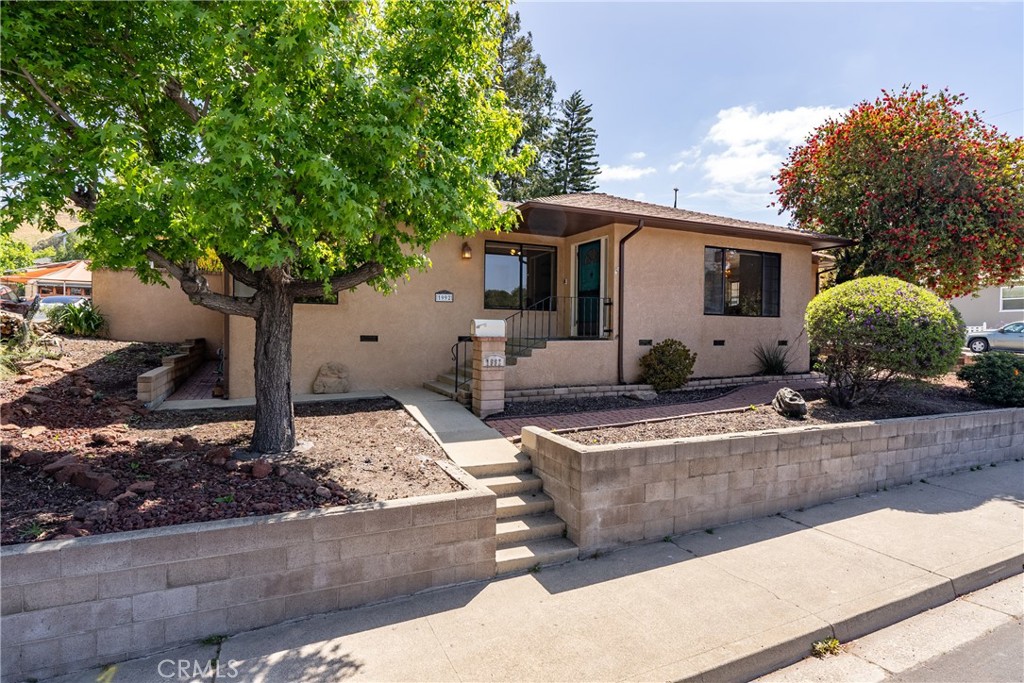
[49,460,1023,683]
[387,387,526,476]
[486,379,824,438]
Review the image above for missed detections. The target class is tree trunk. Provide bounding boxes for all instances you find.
[250,278,296,454]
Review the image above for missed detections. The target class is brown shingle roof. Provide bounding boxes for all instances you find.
[517,193,852,249]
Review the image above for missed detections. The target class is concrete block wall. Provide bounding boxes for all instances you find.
[136,338,206,406]
[522,408,1024,555]
[0,487,496,683]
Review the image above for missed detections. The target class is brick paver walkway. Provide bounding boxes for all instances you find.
[485,378,823,438]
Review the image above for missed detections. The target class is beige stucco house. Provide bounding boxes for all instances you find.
[95,193,851,399]
[950,284,1024,330]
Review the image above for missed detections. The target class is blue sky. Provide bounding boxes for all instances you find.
[514,1,1024,225]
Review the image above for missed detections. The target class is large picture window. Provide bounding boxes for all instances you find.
[704,247,780,317]
[1000,285,1024,312]
[484,242,556,310]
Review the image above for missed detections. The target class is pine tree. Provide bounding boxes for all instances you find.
[546,90,600,195]
[494,12,557,201]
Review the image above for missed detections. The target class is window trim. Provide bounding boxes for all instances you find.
[702,245,781,318]
[999,285,1024,313]
[483,241,557,311]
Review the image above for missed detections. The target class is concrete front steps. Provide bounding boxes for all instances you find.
[422,365,472,404]
[466,459,578,575]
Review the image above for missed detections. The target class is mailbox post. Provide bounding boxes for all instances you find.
[471,319,506,418]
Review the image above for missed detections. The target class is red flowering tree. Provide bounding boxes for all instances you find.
[774,86,1024,298]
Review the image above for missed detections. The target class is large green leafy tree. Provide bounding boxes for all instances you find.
[1,0,525,454]
[494,10,556,201]
[546,90,600,195]
[774,86,1024,298]
[0,235,37,273]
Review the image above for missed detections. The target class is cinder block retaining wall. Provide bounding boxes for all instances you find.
[522,408,1024,555]
[0,485,496,683]
[136,338,206,406]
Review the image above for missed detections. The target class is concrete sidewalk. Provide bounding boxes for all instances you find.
[49,460,1023,683]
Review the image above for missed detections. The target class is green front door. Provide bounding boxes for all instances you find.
[576,240,602,337]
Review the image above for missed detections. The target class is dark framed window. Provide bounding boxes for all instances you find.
[484,242,556,310]
[704,247,780,317]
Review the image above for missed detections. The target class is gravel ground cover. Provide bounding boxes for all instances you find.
[1,337,457,545]
[493,385,738,418]
[562,378,993,445]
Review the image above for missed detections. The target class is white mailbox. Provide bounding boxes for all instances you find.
[471,319,506,338]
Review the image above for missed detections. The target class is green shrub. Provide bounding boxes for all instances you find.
[806,276,964,407]
[957,352,1024,406]
[47,301,106,337]
[639,339,697,392]
[752,340,792,375]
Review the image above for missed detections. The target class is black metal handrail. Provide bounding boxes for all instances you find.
[451,335,472,391]
[503,295,612,346]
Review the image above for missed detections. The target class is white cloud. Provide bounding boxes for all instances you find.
[697,104,845,210]
[668,146,702,173]
[599,164,657,182]
[628,151,647,160]
[634,192,647,201]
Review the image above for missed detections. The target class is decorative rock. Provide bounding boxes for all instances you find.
[54,464,89,484]
[203,446,232,463]
[250,461,273,479]
[22,425,46,438]
[127,480,156,494]
[113,491,139,504]
[71,470,120,497]
[282,470,318,490]
[0,443,15,459]
[173,434,201,451]
[772,387,808,418]
[17,450,48,467]
[90,431,117,447]
[43,454,80,473]
[275,466,289,477]
[73,501,119,523]
[223,459,240,472]
[314,486,331,498]
[312,362,350,394]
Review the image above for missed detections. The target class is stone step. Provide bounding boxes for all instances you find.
[496,512,566,547]
[496,491,554,519]
[495,537,578,575]
[434,373,472,390]
[477,473,543,496]
[459,452,533,478]
[422,381,470,404]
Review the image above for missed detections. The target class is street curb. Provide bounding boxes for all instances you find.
[673,551,1024,683]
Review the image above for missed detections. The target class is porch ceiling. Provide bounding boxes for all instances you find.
[515,195,853,250]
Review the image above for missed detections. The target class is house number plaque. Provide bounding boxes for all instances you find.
[435,290,454,303]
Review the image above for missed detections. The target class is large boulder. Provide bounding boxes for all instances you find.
[312,362,349,394]
[772,387,807,418]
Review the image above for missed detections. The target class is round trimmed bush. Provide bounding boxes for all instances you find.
[639,339,697,392]
[806,276,964,407]
[957,352,1024,406]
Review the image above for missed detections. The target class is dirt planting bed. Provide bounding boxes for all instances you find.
[563,378,995,445]
[1,337,458,546]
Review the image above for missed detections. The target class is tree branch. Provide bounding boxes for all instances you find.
[147,249,258,317]
[162,77,202,124]
[219,254,260,289]
[286,262,385,298]
[14,62,84,139]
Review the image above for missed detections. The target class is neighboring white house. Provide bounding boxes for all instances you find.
[950,284,1024,330]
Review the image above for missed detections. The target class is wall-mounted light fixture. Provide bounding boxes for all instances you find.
[461,242,472,259]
